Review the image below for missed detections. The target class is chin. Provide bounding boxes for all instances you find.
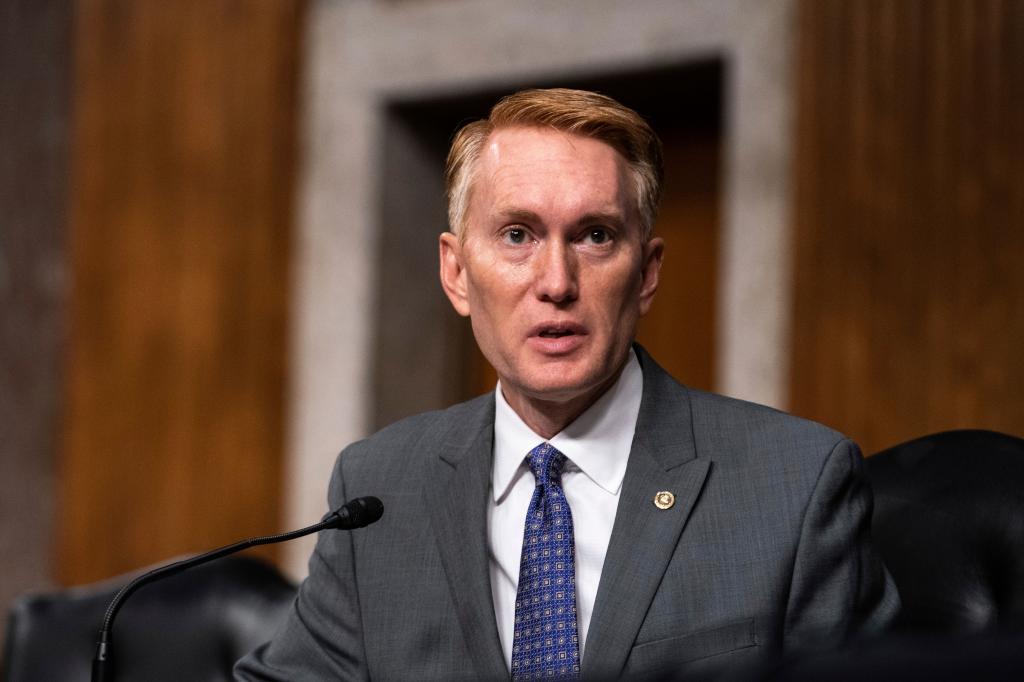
[517,368,608,404]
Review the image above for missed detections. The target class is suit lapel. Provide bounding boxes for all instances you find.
[423,397,509,681]
[582,347,711,680]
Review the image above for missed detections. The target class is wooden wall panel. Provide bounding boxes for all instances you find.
[58,0,303,584]
[635,129,720,392]
[790,0,1024,454]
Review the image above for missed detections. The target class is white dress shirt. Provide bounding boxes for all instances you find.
[488,349,643,669]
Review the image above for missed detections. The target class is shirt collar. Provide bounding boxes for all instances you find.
[492,348,643,502]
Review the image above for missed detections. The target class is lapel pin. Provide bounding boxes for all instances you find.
[653,491,675,510]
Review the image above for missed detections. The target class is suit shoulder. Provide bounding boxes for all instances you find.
[637,345,847,456]
[685,386,850,462]
[339,393,494,469]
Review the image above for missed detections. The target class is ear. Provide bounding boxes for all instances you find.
[439,231,471,317]
[637,237,664,316]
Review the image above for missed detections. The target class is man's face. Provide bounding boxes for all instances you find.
[440,126,662,410]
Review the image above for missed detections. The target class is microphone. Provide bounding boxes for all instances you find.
[91,496,383,682]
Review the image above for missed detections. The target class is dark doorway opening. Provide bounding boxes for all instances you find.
[374,60,724,429]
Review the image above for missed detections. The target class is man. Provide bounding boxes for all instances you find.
[236,88,898,681]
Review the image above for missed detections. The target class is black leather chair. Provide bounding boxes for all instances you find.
[762,429,1024,681]
[865,428,1024,633]
[2,555,295,682]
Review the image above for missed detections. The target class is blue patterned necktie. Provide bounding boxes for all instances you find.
[511,442,580,680]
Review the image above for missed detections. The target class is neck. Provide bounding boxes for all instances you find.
[502,358,629,440]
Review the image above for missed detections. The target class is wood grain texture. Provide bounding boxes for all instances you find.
[790,0,1024,454]
[58,0,303,584]
[635,129,720,393]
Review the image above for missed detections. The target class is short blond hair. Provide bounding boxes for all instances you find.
[444,88,663,240]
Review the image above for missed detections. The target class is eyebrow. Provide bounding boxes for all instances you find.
[492,208,628,230]
[493,208,541,225]
[574,211,628,230]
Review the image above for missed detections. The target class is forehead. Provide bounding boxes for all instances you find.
[470,126,634,221]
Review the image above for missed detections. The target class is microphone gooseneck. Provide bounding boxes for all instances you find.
[91,496,383,682]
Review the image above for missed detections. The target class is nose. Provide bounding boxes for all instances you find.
[533,240,578,304]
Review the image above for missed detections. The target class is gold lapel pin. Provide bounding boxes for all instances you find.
[653,491,675,510]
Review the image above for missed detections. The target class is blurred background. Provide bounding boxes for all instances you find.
[2,0,1022,644]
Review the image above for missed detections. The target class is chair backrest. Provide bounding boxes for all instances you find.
[3,555,296,682]
[865,429,1024,634]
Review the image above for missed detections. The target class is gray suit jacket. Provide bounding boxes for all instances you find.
[235,347,899,681]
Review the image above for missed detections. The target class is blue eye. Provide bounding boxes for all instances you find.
[504,227,527,244]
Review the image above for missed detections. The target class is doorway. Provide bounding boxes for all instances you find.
[372,61,724,429]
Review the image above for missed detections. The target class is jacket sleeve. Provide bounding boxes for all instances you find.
[234,448,369,681]
[783,438,901,650]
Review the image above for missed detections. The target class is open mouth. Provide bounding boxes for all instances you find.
[530,322,586,340]
[528,323,586,354]
[538,329,574,338]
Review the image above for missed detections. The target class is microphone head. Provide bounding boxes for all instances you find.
[330,496,384,530]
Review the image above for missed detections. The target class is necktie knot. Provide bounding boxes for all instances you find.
[527,442,567,487]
